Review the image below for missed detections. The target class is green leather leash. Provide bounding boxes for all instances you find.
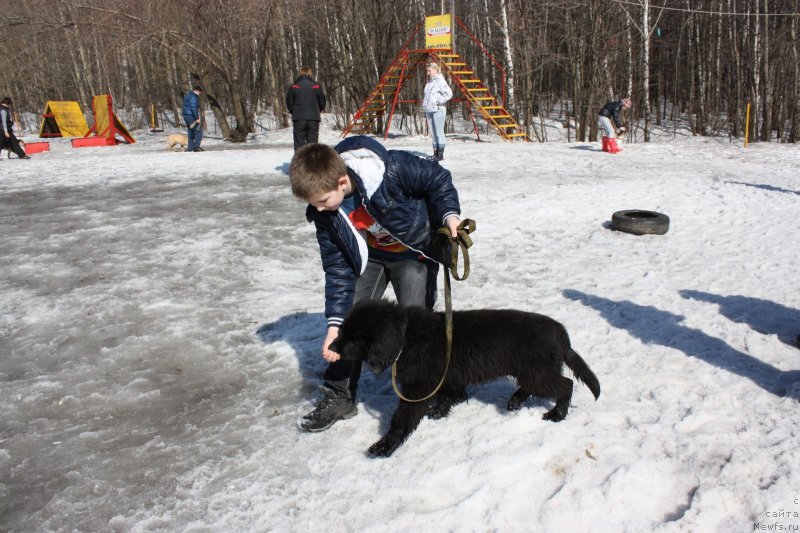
[391,219,476,402]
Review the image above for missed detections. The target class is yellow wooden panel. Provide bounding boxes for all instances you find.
[39,101,89,137]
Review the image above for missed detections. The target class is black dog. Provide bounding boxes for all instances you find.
[329,299,601,457]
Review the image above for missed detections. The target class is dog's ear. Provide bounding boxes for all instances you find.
[366,306,407,374]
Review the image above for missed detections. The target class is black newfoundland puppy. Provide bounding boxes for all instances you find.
[329,299,601,457]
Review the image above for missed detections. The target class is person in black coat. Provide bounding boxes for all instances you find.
[0,97,30,159]
[598,97,631,153]
[286,67,326,151]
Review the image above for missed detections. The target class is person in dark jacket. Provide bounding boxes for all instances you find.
[598,98,631,153]
[289,136,462,432]
[286,67,326,151]
[182,86,204,152]
[0,97,30,159]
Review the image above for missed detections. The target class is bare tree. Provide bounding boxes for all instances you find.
[0,0,797,144]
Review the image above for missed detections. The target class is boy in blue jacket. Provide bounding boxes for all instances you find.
[289,136,461,432]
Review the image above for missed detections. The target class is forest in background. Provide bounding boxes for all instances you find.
[0,0,798,143]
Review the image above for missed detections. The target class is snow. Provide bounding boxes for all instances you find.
[1,120,799,532]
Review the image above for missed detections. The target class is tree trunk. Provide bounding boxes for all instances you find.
[789,15,799,142]
[752,0,761,142]
[760,0,772,141]
[500,0,515,112]
[642,0,651,141]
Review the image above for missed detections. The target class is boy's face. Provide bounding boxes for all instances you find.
[308,176,349,212]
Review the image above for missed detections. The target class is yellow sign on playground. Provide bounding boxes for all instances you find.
[425,14,452,49]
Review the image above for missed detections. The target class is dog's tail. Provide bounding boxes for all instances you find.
[565,348,601,400]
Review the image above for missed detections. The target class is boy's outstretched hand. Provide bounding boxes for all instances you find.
[322,326,341,362]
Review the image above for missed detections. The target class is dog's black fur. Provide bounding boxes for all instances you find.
[329,299,601,457]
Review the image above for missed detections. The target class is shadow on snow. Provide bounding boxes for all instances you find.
[726,181,800,196]
[563,289,800,399]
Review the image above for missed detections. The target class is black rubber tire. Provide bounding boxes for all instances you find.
[611,210,670,235]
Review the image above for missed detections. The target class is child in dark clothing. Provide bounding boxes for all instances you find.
[286,67,326,151]
[598,98,632,153]
[289,136,461,432]
[0,98,31,160]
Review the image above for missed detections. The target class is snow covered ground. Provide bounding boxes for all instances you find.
[1,120,799,532]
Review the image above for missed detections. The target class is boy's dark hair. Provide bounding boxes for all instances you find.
[0,97,11,106]
[192,85,203,92]
[299,66,313,76]
[289,144,347,200]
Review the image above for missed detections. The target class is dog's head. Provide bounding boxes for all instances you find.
[329,299,407,374]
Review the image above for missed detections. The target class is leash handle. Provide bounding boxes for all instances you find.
[436,218,475,281]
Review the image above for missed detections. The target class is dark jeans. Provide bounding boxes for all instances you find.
[187,125,203,151]
[323,258,438,399]
[1,133,26,158]
[292,120,320,151]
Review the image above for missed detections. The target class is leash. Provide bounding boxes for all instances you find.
[391,219,475,403]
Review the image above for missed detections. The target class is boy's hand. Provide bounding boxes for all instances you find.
[322,326,341,362]
[445,215,460,238]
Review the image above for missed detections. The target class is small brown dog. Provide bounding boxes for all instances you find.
[166,133,189,151]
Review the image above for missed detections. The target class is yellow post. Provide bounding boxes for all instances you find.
[744,102,751,148]
[149,103,163,132]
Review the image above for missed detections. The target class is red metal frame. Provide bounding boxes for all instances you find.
[83,94,118,140]
[343,16,525,141]
[453,16,507,109]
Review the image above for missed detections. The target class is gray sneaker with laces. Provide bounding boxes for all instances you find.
[300,389,357,432]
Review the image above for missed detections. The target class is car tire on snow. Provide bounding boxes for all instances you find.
[611,210,670,235]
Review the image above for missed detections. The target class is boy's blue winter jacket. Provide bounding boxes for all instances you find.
[305,136,460,327]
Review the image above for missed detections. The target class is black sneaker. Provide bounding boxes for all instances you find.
[193,147,205,152]
[300,389,357,432]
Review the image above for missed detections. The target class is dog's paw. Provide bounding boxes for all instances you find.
[368,435,403,457]
[507,389,531,411]
[542,407,567,422]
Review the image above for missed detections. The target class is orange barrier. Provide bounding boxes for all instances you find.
[24,141,50,154]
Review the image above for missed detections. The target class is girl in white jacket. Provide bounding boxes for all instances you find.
[422,63,452,161]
